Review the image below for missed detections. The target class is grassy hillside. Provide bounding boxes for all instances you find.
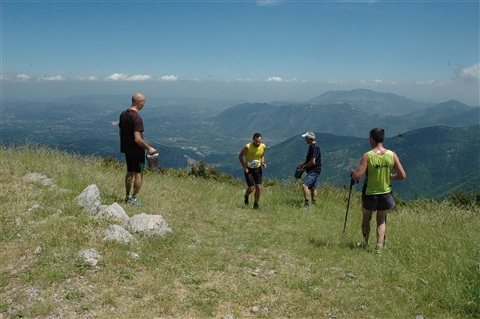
[1,144,479,318]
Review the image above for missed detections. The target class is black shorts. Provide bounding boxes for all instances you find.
[362,192,396,211]
[125,151,145,173]
[244,167,262,187]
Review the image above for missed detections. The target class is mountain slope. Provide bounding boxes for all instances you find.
[210,99,474,141]
[384,125,480,200]
[307,88,429,115]
[434,106,480,128]
[396,100,477,132]
[210,102,392,140]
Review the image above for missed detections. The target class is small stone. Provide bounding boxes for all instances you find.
[128,252,139,260]
[346,272,357,280]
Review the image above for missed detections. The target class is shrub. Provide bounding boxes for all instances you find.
[188,161,240,185]
[447,190,480,209]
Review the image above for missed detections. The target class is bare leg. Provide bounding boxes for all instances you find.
[254,184,262,204]
[361,207,373,244]
[245,185,255,196]
[125,172,135,194]
[133,172,143,195]
[302,184,311,201]
[376,210,387,247]
[311,188,317,201]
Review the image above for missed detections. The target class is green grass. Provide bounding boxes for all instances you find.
[0,144,479,318]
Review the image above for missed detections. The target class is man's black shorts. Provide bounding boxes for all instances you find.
[362,192,396,211]
[125,151,145,173]
[244,167,262,187]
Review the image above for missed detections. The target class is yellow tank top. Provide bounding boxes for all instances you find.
[366,150,394,195]
[245,143,266,168]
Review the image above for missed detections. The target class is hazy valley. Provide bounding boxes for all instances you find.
[1,89,479,201]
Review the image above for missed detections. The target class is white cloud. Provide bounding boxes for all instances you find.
[415,80,446,86]
[76,76,98,81]
[105,73,152,81]
[372,79,396,84]
[128,74,152,81]
[328,80,343,84]
[105,73,128,81]
[266,76,283,82]
[455,63,479,84]
[233,78,256,82]
[39,75,65,81]
[416,80,437,85]
[0,73,31,81]
[17,74,31,81]
[160,75,178,81]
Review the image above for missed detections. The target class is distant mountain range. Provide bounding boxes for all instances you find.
[1,89,478,200]
[207,97,478,142]
[307,88,430,115]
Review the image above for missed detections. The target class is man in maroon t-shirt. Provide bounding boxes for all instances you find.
[119,92,157,206]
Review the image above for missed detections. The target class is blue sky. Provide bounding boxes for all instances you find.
[1,0,479,105]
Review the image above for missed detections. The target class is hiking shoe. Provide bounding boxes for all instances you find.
[374,249,382,256]
[128,197,145,207]
[253,203,259,209]
[356,241,368,249]
[125,195,132,204]
[244,195,249,206]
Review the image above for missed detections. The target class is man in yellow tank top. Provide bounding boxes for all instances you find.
[238,133,267,209]
[350,128,406,255]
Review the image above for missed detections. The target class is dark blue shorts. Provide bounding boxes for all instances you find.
[362,192,396,211]
[125,152,145,173]
[245,167,262,187]
[303,171,320,189]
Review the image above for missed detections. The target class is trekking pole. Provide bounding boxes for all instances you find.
[342,178,355,234]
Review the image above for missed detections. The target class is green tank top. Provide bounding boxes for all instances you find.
[365,150,394,195]
[245,143,266,168]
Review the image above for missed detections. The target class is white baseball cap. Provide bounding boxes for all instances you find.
[301,131,316,139]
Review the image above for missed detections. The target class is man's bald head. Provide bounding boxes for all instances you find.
[132,92,145,105]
